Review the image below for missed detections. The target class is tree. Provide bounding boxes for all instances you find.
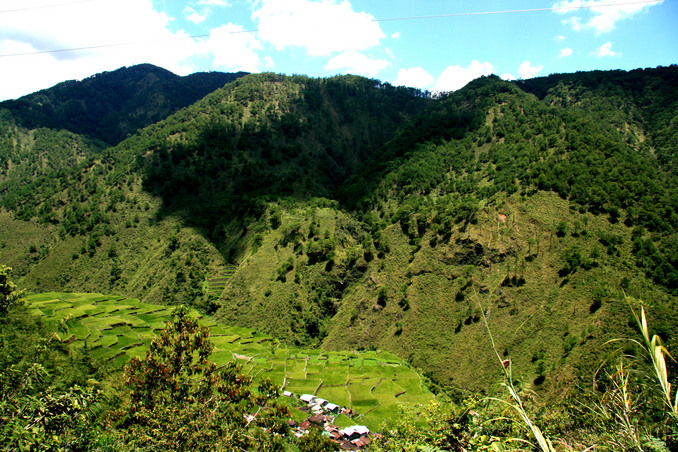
[116,305,291,451]
[296,426,337,451]
[0,268,100,451]
[0,265,24,314]
[555,221,568,238]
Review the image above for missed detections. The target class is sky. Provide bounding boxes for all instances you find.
[0,0,675,101]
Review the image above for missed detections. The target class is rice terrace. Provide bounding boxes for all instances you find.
[28,292,434,431]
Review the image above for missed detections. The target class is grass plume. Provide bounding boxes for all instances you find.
[475,291,556,452]
[627,298,678,416]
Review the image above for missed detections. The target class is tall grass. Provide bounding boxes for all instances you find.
[475,293,557,452]
[627,299,678,416]
[592,297,678,450]
[595,359,644,450]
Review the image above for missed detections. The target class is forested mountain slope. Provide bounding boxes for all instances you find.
[0,66,677,402]
[0,71,429,312]
[518,65,678,175]
[318,73,678,394]
[0,64,247,145]
[214,71,678,396]
[0,64,247,228]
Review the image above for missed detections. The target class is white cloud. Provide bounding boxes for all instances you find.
[207,24,262,72]
[592,41,620,57]
[562,16,584,31]
[555,35,566,41]
[393,67,434,89]
[518,60,544,79]
[501,73,516,81]
[184,6,208,24]
[198,0,229,5]
[391,32,401,39]
[185,0,229,24]
[434,60,494,93]
[252,0,385,56]
[0,0,201,100]
[554,0,663,34]
[324,50,389,77]
[560,47,573,57]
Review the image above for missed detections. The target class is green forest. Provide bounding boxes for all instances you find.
[1,64,678,450]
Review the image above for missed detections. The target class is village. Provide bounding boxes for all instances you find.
[281,390,378,450]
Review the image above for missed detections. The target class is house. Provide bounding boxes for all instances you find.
[351,436,370,448]
[339,425,370,441]
[300,393,316,404]
[308,414,325,425]
[324,425,343,441]
[338,441,359,451]
[325,402,340,414]
[310,403,324,413]
[341,408,354,416]
[282,390,293,397]
[310,398,328,412]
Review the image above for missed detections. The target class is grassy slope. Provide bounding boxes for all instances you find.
[323,191,674,395]
[222,190,671,399]
[0,178,227,306]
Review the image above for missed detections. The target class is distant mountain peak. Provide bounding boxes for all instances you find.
[0,64,248,145]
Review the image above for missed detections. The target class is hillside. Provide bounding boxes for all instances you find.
[215,72,678,397]
[1,65,677,407]
[0,71,429,314]
[0,64,247,234]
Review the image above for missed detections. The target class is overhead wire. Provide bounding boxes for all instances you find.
[0,0,664,58]
[372,0,663,22]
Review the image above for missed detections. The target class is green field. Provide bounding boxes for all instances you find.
[29,292,434,430]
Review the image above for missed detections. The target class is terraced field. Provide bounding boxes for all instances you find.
[205,265,238,297]
[28,292,434,429]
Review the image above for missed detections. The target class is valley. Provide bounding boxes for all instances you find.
[1,63,677,450]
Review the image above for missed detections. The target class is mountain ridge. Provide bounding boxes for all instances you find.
[0,63,248,145]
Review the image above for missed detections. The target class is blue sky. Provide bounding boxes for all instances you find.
[0,0,675,100]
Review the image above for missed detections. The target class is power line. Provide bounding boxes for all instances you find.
[0,28,258,58]
[372,0,663,22]
[0,0,664,58]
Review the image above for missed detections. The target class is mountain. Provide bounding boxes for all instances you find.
[0,70,430,314]
[0,64,247,145]
[1,65,677,405]
[215,71,678,396]
[0,65,248,264]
